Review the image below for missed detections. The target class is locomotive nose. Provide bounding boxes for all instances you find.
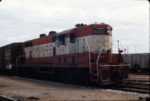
[99,65,126,84]
[110,65,128,83]
[112,70,124,82]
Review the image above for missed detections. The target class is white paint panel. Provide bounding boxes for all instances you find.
[24,35,112,59]
[24,43,54,59]
[74,35,112,53]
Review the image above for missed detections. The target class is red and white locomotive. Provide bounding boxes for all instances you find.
[18,23,129,84]
[0,23,129,84]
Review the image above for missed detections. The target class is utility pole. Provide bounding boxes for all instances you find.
[117,40,120,52]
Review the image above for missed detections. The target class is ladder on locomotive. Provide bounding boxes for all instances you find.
[84,38,103,81]
[90,49,104,81]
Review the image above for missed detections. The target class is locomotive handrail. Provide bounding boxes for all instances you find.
[96,48,103,77]
[84,37,92,74]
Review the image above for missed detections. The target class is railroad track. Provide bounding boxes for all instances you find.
[114,83,150,94]
[113,79,150,94]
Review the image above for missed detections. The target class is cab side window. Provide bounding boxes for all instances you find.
[57,34,66,45]
[70,33,76,43]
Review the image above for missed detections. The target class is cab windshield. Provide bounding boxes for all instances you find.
[93,28,107,34]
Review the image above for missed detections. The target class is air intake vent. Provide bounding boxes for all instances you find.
[75,23,86,28]
[40,34,47,38]
[49,31,56,35]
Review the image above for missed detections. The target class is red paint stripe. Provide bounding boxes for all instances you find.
[28,24,112,46]
[25,53,90,64]
[100,64,130,67]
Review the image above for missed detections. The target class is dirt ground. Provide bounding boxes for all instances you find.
[0,75,148,101]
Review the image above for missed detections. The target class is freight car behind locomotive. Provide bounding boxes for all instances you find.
[122,53,150,73]
[0,43,23,71]
[16,23,129,84]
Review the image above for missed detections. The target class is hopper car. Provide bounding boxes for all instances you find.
[122,53,150,73]
[0,23,129,84]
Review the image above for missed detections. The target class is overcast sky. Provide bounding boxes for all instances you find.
[0,0,149,53]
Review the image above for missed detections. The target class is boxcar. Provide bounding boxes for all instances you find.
[2,43,23,69]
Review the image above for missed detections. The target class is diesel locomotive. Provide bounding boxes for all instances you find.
[0,23,129,84]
